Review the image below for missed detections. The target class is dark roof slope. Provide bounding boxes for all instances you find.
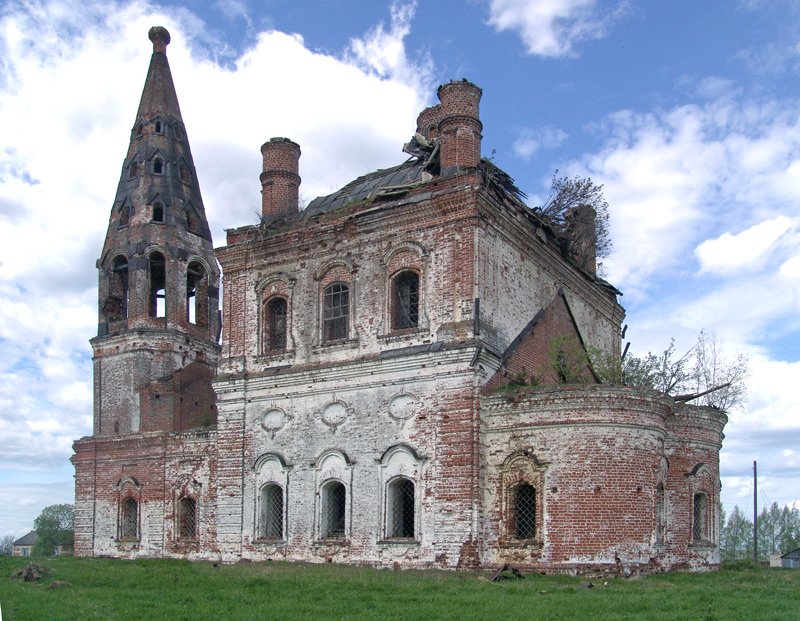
[304,160,427,216]
[13,530,38,546]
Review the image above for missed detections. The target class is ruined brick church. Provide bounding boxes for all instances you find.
[72,27,727,573]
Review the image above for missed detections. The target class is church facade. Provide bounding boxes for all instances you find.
[72,27,727,574]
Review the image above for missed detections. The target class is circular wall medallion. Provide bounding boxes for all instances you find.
[321,402,349,427]
[389,394,416,421]
[262,408,286,433]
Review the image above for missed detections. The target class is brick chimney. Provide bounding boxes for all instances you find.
[260,137,301,218]
[436,80,482,172]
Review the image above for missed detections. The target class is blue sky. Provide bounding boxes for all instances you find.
[1,0,799,538]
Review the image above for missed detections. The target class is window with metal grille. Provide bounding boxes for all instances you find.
[387,478,415,539]
[323,283,349,343]
[178,497,197,540]
[391,271,419,330]
[264,297,288,352]
[511,483,536,540]
[321,481,346,539]
[120,497,138,539]
[692,493,707,541]
[260,484,284,540]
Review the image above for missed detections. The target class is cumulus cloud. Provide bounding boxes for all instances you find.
[487,0,629,58]
[513,126,568,160]
[695,216,795,275]
[0,0,433,533]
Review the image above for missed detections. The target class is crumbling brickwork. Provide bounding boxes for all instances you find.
[72,27,726,573]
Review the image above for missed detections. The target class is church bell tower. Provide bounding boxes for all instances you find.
[92,26,220,435]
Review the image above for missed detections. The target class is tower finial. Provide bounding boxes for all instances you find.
[149,26,171,55]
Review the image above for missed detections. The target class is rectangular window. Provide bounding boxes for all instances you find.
[323,283,349,342]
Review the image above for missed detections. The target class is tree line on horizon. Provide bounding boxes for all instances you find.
[721,502,800,562]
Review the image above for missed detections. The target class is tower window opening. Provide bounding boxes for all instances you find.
[149,252,166,318]
[107,255,129,322]
[152,202,165,222]
[153,157,164,175]
[154,120,162,133]
[186,262,208,327]
[128,161,139,179]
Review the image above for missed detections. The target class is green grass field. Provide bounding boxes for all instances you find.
[0,557,797,620]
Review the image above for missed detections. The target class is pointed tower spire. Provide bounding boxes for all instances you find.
[91,27,220,436]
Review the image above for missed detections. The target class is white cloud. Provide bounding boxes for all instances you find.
[513,126,568,160]
[487,0,629,58]
[695,216,794,275]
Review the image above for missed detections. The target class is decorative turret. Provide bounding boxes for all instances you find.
[260,137,301,219]
[436,80,483,172]
[91,27,220,436]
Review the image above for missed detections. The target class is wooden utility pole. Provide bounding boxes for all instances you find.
[753,460,758,564]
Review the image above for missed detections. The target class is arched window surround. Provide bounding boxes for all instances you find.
[252,452,291,543]
[255,274,295,357]
[117,476,142,542]
[379,444,424,543]
[312,450,353,542]
[381,242,428,336]
[497,450,546,545]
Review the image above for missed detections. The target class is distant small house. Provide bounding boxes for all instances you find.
[12,531,37,557]
[781,548,800,569]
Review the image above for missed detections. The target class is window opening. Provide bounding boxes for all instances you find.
[128,161,139,179]
[387,478,415,539]
[178,497,197,539]
[152,202,165,222]
[121,497,138,539]
[153,157,164,175]
[392,271,419,330]
[511,483,536,540]
[692,493,707,541]
[323,283,349,342]
[321,481,346,538]
[263,297,287,352]
[259,484,284,540]
[149,252,166,318]
[186,262,208,326]
[108,256,129,321]
[154,120,162,133]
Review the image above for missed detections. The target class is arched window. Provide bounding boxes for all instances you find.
[510,483,536,540]
[149,252,166,318]
[263,297,288,352]
[152,202,165,222]
[153,157,164,175]
[323,283,349,343]
[128,161,139,179]
[259,484,284,540]
[386,477,415,539]
[154,120,163,133]
[178,497,197,540]
[186,261,208,327]
[120,497,138,540]
[321,480,346,539]
[107,255,129,321]
[692,492,708,542]
[391,271,419,330]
